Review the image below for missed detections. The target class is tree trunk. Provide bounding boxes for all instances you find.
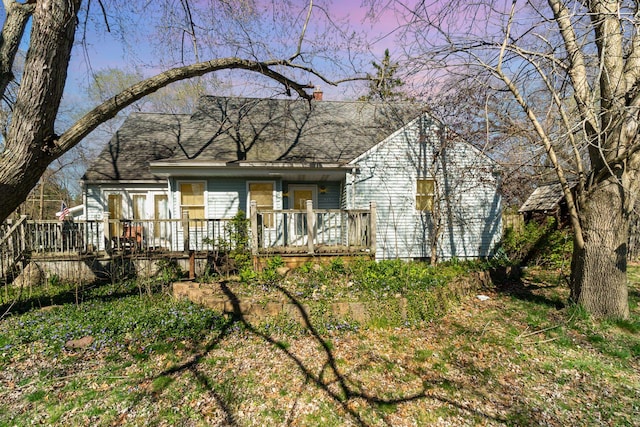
[570,178,630,319]
[0,0,80,221]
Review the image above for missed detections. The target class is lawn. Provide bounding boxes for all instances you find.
[0,262,638,426]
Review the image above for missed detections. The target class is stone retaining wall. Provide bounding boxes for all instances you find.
[172,268,517,325]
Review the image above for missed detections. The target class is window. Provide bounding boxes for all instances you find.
[180,182,205,220]
[416,178,435,212]
[107,193,123,236]
[132,195,146,220]
[249,182,274,227]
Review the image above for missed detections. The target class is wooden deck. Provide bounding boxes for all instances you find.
[1,202,376,282]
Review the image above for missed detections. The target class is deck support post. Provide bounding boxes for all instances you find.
[182,212,190,253]
[369,202,377,257]
[306,200,315,254]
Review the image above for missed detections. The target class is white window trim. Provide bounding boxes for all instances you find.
[247,181,277,228]
[130,192,148,220]
[416,177,436,213]
[246,181,277,211]
[177,180,207,220]
[103,190,125,219]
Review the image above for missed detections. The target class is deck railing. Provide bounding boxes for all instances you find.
[0,216,28,280]
[22,217,233,254]
[250,200,376,255]
[0,203,375,262]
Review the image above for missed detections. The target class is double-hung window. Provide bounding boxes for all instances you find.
[180,182,205,222]
[249,182,275,228]
[416,178,435,212]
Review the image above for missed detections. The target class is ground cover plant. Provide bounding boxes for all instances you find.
[0,260,638,426]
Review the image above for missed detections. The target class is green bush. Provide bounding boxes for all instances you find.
[204,211,252,276]
[500,217,572,268]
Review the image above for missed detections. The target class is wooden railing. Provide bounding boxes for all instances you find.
[1,204,375,263]
[20,217,232,254]
[250,200,376,255]
[0,215,29,280]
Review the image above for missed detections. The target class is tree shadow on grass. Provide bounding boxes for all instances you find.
[490,267,566,310]
[135,282,522,426]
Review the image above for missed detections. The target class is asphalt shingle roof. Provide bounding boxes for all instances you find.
[83,96,424,181]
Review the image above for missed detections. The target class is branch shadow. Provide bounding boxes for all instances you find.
[135,281,518,426]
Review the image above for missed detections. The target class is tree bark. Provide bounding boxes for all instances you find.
[570,177,630,319]
[0,1,34,98]
[0,0,79,221]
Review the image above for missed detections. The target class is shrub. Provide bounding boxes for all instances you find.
[500,217,572,268]
[204,211,252,275]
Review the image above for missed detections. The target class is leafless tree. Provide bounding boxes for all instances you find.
[0,0,357,223]
[397,0,640,318]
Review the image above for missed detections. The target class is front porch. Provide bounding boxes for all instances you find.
[1,202,376,282]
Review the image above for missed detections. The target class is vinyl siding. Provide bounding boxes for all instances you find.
[345,115,502,261]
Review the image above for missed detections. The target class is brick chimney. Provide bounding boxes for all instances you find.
[313,86,323,101]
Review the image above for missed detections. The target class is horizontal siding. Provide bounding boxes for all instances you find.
[85,186,103,220]
[317,182,342,209]
[347,116,502,261]
[207,178,245,218]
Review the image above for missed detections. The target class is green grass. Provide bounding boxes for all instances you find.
[0,263,639,426]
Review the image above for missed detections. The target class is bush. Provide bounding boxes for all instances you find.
[204,211,252,276]
[500,217,572,268]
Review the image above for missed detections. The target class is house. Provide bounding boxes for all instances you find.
[80,95,502,261]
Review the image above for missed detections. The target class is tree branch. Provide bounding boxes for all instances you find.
[493,1,585,249]
[547,0,599,138]
[0,0,35,100]
[56,57,322,154]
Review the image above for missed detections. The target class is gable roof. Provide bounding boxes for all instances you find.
[82,96,424,182]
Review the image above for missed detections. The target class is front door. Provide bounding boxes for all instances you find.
[288,185,317,245]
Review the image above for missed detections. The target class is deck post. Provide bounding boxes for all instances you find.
[369,202,377,257]
[250,201,258,255]
[19,215,27,253]
[182,212,190,253]
[306,199,315,254]
[102,212,110,252]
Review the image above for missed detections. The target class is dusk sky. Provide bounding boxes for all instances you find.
[58,1,415,102]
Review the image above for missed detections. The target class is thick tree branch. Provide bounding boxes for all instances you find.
[547,0,599,138]
[623,2,640,93]
[0,0,35,100]
[56,58,320,155]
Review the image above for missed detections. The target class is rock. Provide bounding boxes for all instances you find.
[11,263,44,289]
[276,266,290,277]
[65,336,94,350]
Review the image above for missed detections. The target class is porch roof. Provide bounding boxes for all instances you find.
[149,160,355,180]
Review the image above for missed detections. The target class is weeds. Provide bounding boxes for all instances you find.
[1,260,638,426]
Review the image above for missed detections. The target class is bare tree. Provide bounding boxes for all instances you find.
[0,0,352,223]
[398,0,640,318]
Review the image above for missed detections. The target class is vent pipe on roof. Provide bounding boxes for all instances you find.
[313,86,323,101]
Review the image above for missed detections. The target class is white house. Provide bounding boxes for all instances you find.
[81,95,502,261]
